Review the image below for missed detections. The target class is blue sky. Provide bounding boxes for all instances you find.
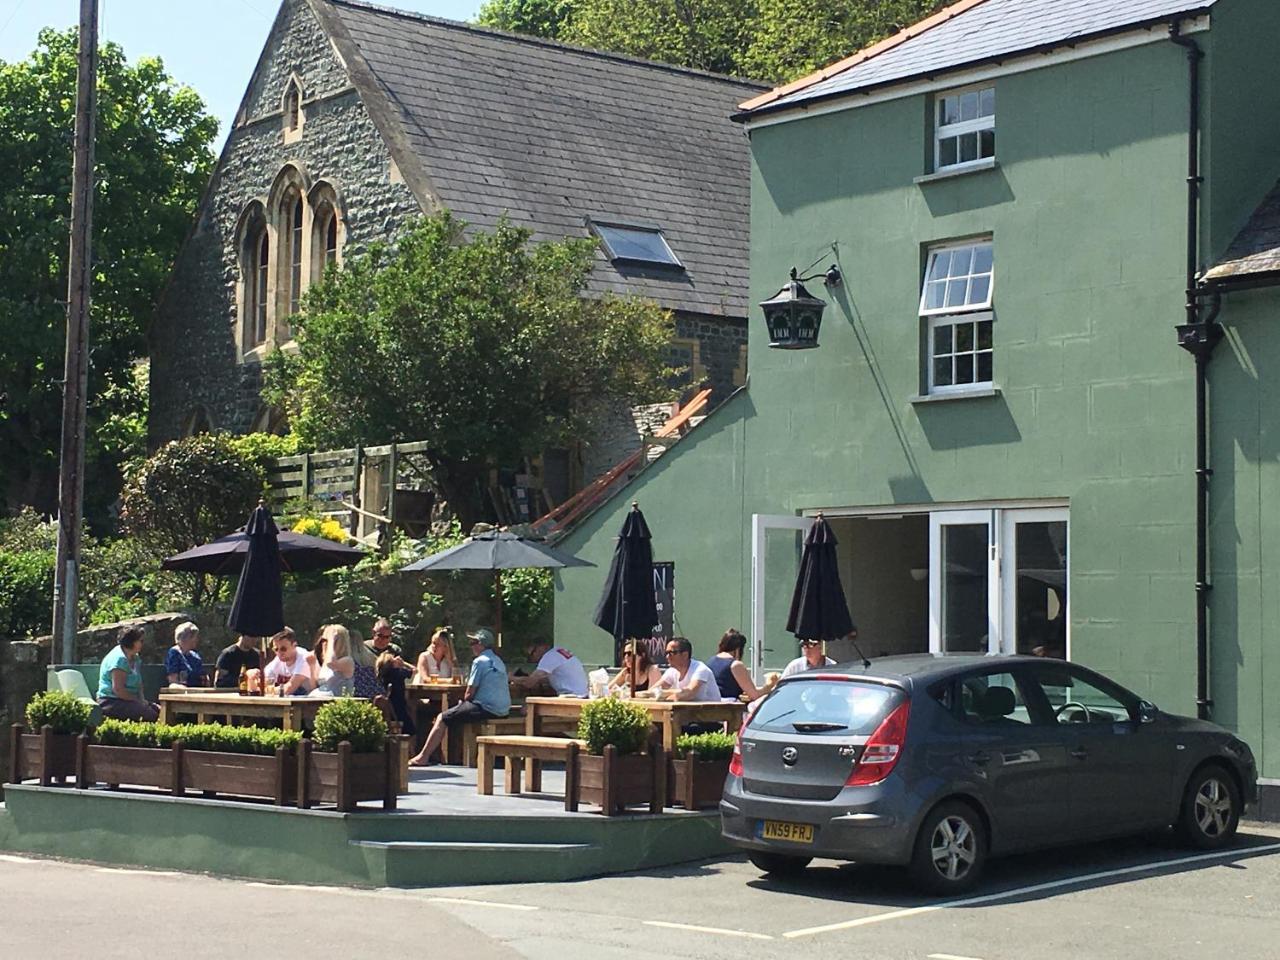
[0,0,483,147]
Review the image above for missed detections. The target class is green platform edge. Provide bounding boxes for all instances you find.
[0,785,730,887]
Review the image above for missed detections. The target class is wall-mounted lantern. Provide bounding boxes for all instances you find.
[759,265,842,349]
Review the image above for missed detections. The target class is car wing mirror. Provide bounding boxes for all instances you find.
[1137,700,1158,724]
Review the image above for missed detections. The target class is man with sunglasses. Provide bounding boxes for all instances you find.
[409,627,509,766]
[651,637,720,702]
[364,617,403,658]
[781,635,844,678]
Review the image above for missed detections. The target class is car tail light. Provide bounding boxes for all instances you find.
[845,699,910,787]
[728,709,754,777]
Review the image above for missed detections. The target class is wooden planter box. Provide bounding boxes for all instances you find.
[668,753,730,810]
[83,743,174,791]
[572,745,663,816]
[182,749,294,805]
[7,725,80,785]
[296,739,398,812]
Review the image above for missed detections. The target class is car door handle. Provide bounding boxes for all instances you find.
[1070,747,1089,761]
[966,751,992,765]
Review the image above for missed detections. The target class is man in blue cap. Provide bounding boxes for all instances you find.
[409,627,510,766]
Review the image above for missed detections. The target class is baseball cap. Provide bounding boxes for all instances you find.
[467,628,496,648]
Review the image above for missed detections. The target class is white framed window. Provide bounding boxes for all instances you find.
[920,240,994,393]
[935,85,995,171]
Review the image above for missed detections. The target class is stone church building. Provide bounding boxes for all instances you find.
[148,0,761,481]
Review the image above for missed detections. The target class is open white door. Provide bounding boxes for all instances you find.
[929,509,998,654]
[750,514,814,682]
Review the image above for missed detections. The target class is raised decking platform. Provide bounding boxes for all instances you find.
[0,766,728,887]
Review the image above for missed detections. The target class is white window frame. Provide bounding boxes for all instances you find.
[920,239,994,395]
[934,83,995,172]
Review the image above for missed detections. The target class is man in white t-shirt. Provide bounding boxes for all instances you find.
[781,638,838,679]
[263,628,316,695]
[513,639,589,697]
[653,637,721,702]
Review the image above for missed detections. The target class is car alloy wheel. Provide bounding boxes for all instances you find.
[1194,777,1234,839]
[930,814,977,882]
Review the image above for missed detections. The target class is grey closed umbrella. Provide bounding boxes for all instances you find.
[786,514,855,642]
[403,530,592,643]
[226,504,285,639]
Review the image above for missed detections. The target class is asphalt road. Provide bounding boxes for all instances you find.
[4,823,1279,960]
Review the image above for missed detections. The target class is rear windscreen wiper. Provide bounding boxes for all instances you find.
[792,721,848,732]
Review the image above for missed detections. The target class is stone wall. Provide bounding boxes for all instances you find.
[0,638,49,793]
[148,0,422,445]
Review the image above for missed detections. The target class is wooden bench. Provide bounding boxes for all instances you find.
[457,716,528,768]
[475,735,586,809]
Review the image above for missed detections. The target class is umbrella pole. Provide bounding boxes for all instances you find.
[495,569,503,647]
[630,639,638,698]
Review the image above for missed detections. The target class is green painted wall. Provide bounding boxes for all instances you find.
[554,22,1280,776]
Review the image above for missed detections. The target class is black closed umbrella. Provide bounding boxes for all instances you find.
[226,504,285,638]
[594,503,658,675]
[162,528,364,575]
[786,514,855,642]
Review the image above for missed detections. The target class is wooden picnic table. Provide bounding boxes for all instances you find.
[523,696,745,754]
[157,691,360,732]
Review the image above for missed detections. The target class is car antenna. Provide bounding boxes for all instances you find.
[848,630,871,670]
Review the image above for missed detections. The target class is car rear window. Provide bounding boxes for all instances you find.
[752,679,904,736]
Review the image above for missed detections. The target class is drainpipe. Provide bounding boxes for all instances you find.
[1170,22,1222,721]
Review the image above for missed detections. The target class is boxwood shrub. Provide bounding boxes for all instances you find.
[25,691,93,735]
[674,731,735,761]
[312,698,387,753]
[95,719,301,756]
[577,697,651,756]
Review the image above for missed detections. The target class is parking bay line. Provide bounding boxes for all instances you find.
[644,920,774,940]
[782,842,1280,939]
[929,954,986,960]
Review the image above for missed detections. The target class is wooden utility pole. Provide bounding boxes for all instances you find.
[52,0,99,664]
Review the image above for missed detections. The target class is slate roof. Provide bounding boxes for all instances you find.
[313,0,763,319]
[1204,181,1280,282]
[739,0,1218,118]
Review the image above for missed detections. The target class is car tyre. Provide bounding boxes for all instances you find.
[748,852,812,877]
[1176,764,1240,850]
[908,800,987,895]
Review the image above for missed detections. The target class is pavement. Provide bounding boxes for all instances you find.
[4,822,1279,960]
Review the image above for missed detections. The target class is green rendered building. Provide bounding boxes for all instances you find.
[553,0,1280,812]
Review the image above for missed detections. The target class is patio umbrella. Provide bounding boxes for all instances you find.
[162,527,365,575]
[402,530,593,643]
[593,503,658,687]
[226,503,285,639]
[786,513,855,643]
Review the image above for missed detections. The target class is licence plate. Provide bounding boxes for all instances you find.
[761,820,814,844]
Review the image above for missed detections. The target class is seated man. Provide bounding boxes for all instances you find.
[511,639,588,698]
[409,628,510,767]
[214,634,263,688]
[651,637,721,702]
[164,621,204,687]
[263,627,316,695]
[781,638,838,678]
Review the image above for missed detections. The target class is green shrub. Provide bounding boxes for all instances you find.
[25,691,93,735]
[95,719,302,755]
[312,698,387,753]
[0,548,54,639]
[576,697,651,756]
[675,731,735,761]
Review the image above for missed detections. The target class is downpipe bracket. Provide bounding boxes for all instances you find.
[1176,321,1224,357]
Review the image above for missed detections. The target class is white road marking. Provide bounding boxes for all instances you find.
[929,954,986,960]
[95,867,181,876]
[783,842,1280,939]
[0,854,39,863]
[643,920,774,940]
[428,896,539,912]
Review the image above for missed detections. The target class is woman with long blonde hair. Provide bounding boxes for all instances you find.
[415,627,458,682]
[309,624,355,697]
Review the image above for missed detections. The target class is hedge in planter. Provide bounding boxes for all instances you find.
[669,732,734,810]
[7,692,94,785]
[298,698,398,812]
[571,698,662,816]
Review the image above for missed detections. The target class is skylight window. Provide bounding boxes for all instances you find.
[590,221,683,268]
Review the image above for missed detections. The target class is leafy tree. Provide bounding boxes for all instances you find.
[566,0,760,76]
[0,29,216,524]
[118,434,264,605]
[476,0,580,37]
[263,213,676,526]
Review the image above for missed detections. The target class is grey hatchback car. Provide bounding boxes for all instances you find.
[721,654,1258,893]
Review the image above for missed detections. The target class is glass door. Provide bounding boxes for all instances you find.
[929,510,998,653]
[750,514,814,681]
[1000,508,1069,657]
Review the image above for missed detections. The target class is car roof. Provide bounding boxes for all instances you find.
[785,652,1050,687]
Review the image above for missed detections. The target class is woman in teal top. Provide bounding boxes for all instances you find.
[98,626,159,722]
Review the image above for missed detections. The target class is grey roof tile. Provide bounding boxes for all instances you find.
[1204,180,1280,281]
[755,0,1218,114]
[320,0,761,318]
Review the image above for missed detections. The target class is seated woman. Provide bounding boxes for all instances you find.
[309,624,355,697]
[98,626,160,721]
[608,643,663,694]
[708,629,764,702]
[349,629,382,699]
[415,627,458,682]
[376,652,417,737]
